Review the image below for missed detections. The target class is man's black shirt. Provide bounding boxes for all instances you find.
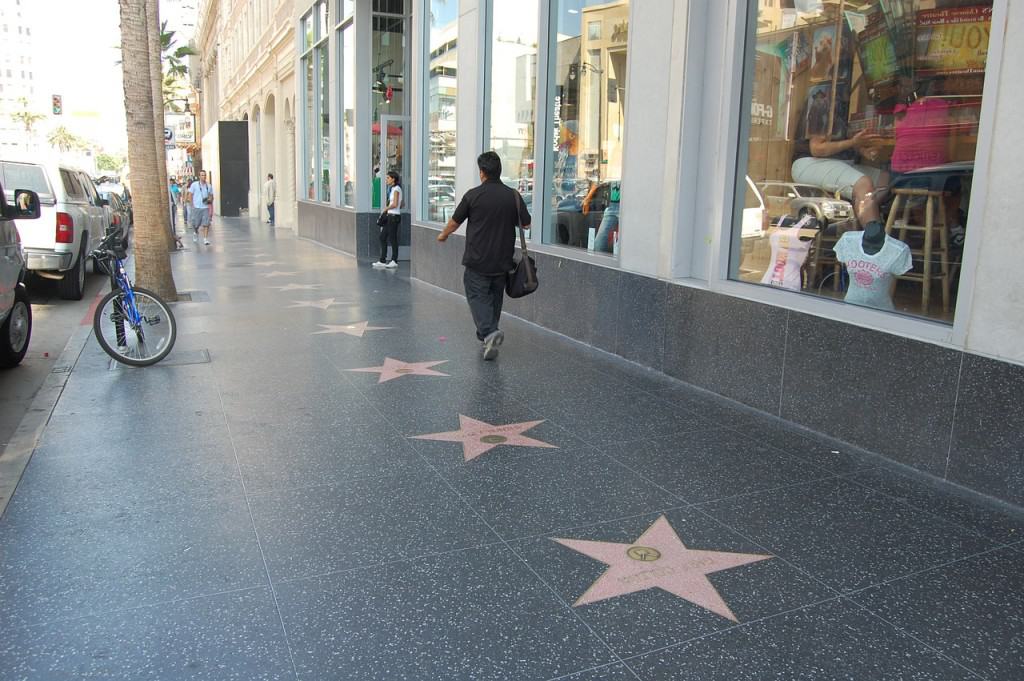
[451,178,531,275]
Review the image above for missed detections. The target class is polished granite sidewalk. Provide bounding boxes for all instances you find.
[1,217,1022,680]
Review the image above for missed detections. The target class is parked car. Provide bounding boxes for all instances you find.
[99,190,132,246]
[758,181,853,226]
[96,179,133,225]
[554,180,616,248]
[0,160,110,300]
[0,183,41,367]
[741,176,769,240]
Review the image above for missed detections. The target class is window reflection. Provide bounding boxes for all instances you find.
[734,0,990,323]
[545,0,628,253]
[488,0,538,209]
[425,0,458,223]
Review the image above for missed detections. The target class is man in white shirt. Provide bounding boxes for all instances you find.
[263,173,276,226]
[185,170,214,245]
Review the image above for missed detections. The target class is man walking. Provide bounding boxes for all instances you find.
[264,173,277,226]
[185,170,214,246]
[437,151,531,361]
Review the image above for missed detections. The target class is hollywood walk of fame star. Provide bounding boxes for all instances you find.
[410,415,558,462]
[270,283,324,292]
[348,357,449,383]
[287,298,352,310]
[252,260,283,267]
[311,321,393,337]
[262,271,298,278]
[552,515,773,621]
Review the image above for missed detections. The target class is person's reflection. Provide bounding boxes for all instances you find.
[791,85,888,229]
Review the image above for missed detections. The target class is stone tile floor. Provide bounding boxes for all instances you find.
[1,217,1022,680]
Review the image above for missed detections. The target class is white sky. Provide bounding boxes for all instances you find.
[35,1,130,154]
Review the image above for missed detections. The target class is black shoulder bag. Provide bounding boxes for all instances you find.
[505,222,538,298]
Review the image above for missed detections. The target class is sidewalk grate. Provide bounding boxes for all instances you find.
[107,348,211,370]
[174,290,210,303]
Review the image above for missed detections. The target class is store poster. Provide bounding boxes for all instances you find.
[809,26,836,82]
[915,6,992,77]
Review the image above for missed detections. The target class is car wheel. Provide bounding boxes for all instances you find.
[57,240,87,300]
[0,286,32,368]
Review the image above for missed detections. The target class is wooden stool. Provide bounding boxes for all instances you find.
[884,188,951,314]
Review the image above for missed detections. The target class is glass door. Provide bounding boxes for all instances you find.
[378,114,410,213]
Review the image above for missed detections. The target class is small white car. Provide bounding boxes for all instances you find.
[0,160,111,300]
[0,184,41,367]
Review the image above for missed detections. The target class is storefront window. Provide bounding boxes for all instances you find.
[318,44,330,202]
[424,0,458,223]
[300,3,331,203]
[543,0,628,253]
[371,2,408,210]
[341,22,355,207]
[732,0,991,324]
[303,53,315,200]
[487,0,538,208]
[338,0,354,20]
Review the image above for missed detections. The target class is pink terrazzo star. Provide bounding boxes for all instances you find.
[552,515,773,621]
[348,357,449,383]
[410,415,558,462]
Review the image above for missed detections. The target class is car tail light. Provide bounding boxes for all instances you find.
[56,212,74,243]
[113,214,121,226]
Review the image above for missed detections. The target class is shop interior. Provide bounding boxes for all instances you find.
[737,0,991,323]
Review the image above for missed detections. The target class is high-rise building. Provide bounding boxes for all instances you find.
[0,0,42,155]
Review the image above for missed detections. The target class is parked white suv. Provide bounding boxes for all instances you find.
[0,160,110,300]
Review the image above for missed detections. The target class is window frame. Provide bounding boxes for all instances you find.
[700,0,1011,349]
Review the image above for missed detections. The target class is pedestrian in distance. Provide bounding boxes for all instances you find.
[168,178,183,249]
[372,171,402,270]
[185,170,214,246]
[437,151,531,361]
[264,173,277,226]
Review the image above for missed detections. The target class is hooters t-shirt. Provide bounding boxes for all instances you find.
[834,231,912,310]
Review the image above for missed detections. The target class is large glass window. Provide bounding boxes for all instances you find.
[543,0,629,253]
[424,0,458,222]
[371,1,408,210]
[487,0,538,209]
[303,47,315,199]
[301,1,330,203]
[732,1,991,324]
[318,43,330,201]
[339,18,355,207]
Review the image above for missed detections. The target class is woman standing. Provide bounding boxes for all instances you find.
[373,171,402,269]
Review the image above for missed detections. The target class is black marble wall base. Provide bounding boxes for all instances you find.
[410,223,1024,509]
[298,203,412,261]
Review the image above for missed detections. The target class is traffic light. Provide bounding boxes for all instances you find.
[52,94,62,115]
[385,85,394,103]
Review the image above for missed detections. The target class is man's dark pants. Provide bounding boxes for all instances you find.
[463,267,505,341]
[267,202,275,225]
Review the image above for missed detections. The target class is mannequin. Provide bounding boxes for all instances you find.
[861,220,885,255]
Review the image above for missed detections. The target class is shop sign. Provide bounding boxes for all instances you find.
[915,6,992,77]
[166,113,197,145]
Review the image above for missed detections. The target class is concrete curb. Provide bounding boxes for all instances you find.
[0,323,92,519]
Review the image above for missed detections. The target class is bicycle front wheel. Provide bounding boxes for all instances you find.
[93,286,177,367]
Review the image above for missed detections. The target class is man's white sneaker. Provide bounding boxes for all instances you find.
[192,233,198,242]
[203,239,210,245]
[482,330,504,361]
[385,260,398,269]
[371,260,388,269]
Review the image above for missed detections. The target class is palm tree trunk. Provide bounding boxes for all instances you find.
[120,0,177,300]
[147,0,174,251]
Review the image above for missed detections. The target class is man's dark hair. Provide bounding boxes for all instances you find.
[477,151,501,180]
[267,173,274,179]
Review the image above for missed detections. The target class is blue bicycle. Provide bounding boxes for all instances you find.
[90,229,176,366]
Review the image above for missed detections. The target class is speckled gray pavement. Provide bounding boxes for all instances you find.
[1,217,1023,680]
